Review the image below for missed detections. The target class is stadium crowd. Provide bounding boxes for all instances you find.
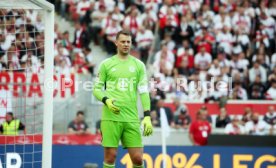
[1,0,275,101]
[151,98,275,135]
[0,0,275,138]
[0,10,46,73]
[53,0,276,102]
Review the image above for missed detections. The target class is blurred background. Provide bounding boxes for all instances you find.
[48,0,276,138]
[0,0,275,167]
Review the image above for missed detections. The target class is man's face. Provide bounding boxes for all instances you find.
[254,62,259,69]
[232,117,239,126]
[76,114,84,123]
[183,40,189,48]
[115,34,132,56]
[252,113,259,122]
[6,114,12,122]
[220,108,226,116]
[64,33,69,39]
[157,100,164,108]
[75,23,81,30]
[273,82,276,89]
[200,47,206,54]
[202,28,207,35]
[200,110,207,120]
[174,100,180,106]
[268,106,275,113]
[255,76,261,83]
[214,60,219,67]
[161,45,168,53]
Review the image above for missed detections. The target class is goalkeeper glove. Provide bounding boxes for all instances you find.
[102,97,120,114]
[142,111,153,136]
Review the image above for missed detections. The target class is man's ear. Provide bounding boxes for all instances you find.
[114,40,118,46]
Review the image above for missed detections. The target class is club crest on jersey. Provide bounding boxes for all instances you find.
[129,66,135,72]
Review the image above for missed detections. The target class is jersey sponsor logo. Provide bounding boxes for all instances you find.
[117,78,129,91]
[106,77,136,91]
[129,66,135,72]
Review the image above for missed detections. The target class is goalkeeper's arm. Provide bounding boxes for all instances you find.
[92,63,107,102]
[138,63,153,136]
[140,93,153,136]
[92,63,120,114]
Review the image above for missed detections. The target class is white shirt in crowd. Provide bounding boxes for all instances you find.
[194,52,212,70]
[177,47,194,57]
[213,14,232,31]
[209,87,228,99]
[101,16,112,29]
[231,13,251,34]
[21,54,39,65]
[105,24,122,42]
[85,51,93,64]
[15,16,26,28]
[244,7,255,18]
[165,40,176,52]
[208,65,221,77]
[152,59,173,76]
[188,82,208,101]
[202,10,215,20]
[249,66,267,83]
[251,54,270,66]
[264,112,276,125]
[230,59,249,71]
[268,7,276,18]
[141,0,162,14]
[216,31,234,54]
[219,58,231,68]
[225,123,245,135]
[159,5,177,17]
[266,86,276,100]
[245,120,269,135]
[77,0,91,16]
[260,16,276,39]
[271,53,276,70]
[154,50,175,66]
[91,10,108,27]
[123,16,142,35]
[139,10,158,24]
[235,87,248,100]
[104,0,115,12]
[135,29,154,49]
[94,0,115,12]
[112,12,124,23]
[54,47,70,58]
[0,28,15,50]
[35,17,45,32]
[26,10,38,24]
[256,29,270,48]
[233,34,250,46]
[188,0,201,13]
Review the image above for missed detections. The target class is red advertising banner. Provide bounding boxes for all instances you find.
[0,134,102,145]
[0,72,75,98]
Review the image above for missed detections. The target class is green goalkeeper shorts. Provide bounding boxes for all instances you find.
[100,120,143,148]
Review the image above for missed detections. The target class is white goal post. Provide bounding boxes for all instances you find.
[0,0,54,168]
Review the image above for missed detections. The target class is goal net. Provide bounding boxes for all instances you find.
[0,0,54,168]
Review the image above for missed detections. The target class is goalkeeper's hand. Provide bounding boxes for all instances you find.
[142,116,153,136]
[105,99,120,114]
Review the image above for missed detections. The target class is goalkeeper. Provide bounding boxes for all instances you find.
[93,30,153,168]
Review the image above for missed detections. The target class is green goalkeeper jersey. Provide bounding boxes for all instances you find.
[93,55,149,122]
